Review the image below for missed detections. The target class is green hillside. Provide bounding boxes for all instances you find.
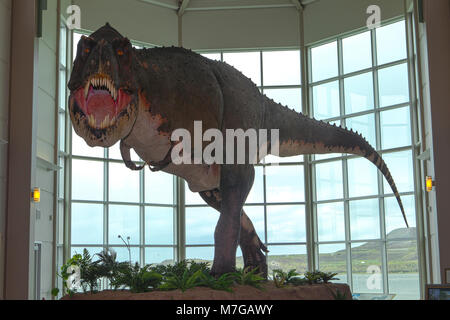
[162,228,418,276]
[237,228,418,274]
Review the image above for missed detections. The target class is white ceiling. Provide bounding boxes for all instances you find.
[139,0,317,14]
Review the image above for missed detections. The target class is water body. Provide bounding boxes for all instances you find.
[337,273,420,300]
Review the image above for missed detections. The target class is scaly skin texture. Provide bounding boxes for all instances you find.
[69,24,408,277]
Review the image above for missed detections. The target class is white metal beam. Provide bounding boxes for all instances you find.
[178,0,191,16]
[291,0,303,11]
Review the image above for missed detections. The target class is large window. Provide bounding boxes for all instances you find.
[62,18,420,299]
[310,20,418,299]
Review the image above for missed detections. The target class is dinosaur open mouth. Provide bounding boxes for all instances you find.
[73,74,132,129]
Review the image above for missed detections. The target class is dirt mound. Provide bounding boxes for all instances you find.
[61,282,351,300]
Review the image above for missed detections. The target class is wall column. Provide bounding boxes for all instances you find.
[423,0,450,284]
[4,0,38,299]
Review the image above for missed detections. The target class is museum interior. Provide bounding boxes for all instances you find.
[0,0,449,300]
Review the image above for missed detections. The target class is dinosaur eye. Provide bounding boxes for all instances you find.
[117,49,124,56]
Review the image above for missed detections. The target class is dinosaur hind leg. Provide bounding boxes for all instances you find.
[200,187,268,278]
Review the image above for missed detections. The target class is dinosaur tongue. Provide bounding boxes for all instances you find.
[86,87,116,126]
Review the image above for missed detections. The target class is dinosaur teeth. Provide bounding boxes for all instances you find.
[87,114,95,127]
[100,115,110,129]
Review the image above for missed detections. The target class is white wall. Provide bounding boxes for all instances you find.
[73,0,178,46]
[74,0,404,49]
[0,0,12,300]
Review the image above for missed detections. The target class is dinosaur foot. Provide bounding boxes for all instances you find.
[240,236,269,279]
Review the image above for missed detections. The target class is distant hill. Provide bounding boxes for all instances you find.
[159,228,418,275]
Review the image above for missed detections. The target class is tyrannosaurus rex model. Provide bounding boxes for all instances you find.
[68,24,408,277]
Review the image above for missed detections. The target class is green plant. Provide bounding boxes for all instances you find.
[95,249,130,289]
[231,267,265,289]
[58,249,103,295]
[304,271,324,285]
[272,269,303,287]
[317,271,339,283]
[111,263,163,293]
[159,269,204,292]
[51,288,60,298]
[198,272,235,292]
[303,271,340,285]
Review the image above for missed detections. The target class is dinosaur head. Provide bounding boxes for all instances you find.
[68,23,138,147]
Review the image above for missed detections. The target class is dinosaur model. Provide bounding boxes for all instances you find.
[68,24,408,277]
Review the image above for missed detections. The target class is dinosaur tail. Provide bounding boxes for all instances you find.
[263,98,409,228]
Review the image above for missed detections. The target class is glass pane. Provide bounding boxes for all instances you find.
[311,41,338,82]
[378,63,410,107]
[71,247,103,261]
[72,128,104,158]
[246,166,264,204]
[342,31,372,74]
[73,32,82,61]
[345,113,376,147]
[57,201,64,244]
[267,245,307,274]
[60,26,67,67]
[109,162,140,203]
[186,246,214,262]
[201,53,221,61]
[376,21,407,65]
[264,88,301,113]
[71,203,103,245]
[266,165,305,203]
[266,205,306,243]
[58,113,65,152]
[317,202,345,242]
[385,195,416,234]
[315,161,343,201]
[145,207,174,245]
[58,157,65,198]
[108,205,140,245]
[380,106,411,150]
[312,80,340,120]
[243,206,265,242]
[110,247,140,265]
[382,150,414,194]
[223,51,261,86]
[265,155,303,163]
[318,244,347,283]
[387,240,420,300]
[72,159,103,201]
[186,207,218,245]
[349,199,380,240]
[262,50,301,86]
[108,142,140,161]
[236,247,244,270]
[145,169,174,204]
[344,72,374,114]
[145,247,175,265]
[351,242,383,294]
[185,182,205,205]
[59,71,67,109]
[347,157,378,198]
